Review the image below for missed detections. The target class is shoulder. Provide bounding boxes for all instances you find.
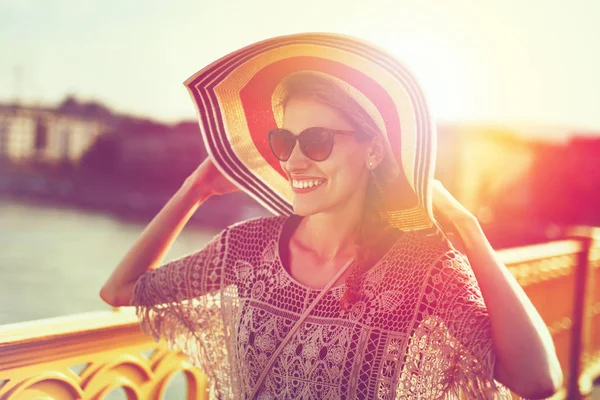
[429,248,478,293]
[405,227,475,290]
[223,216,286,277]
[370,228,456,292]
[392,227,456,270]
[226,215,287,243]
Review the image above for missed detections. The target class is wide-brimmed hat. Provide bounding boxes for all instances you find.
[184,32,440,232]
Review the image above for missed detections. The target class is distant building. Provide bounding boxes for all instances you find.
[0,98,117,165]
[530,136,600,226]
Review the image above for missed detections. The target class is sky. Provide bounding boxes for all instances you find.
[1,0,599,135]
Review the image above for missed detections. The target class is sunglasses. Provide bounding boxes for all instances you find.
[268,127,359,162]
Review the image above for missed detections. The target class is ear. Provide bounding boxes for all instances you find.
[366,136,386,169]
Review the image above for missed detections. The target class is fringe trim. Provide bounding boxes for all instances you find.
[131,277,233,399]
[444,375,512,400]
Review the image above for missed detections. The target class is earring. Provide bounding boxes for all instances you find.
[368,161,374,169]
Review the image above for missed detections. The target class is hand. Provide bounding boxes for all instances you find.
[184,158,239,200]
[432,179,475,227]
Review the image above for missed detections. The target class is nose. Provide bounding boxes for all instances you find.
[283,139,310,172]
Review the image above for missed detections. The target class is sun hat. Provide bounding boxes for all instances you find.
[184,32,442,233]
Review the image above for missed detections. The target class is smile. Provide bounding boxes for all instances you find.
[291,179,326,192]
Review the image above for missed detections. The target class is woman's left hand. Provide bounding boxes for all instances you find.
[431,179,475,227]
[432,178,563,397]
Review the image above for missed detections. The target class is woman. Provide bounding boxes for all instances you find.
[100,34,562,399]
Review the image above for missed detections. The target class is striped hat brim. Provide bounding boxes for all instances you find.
[184,33,438,231]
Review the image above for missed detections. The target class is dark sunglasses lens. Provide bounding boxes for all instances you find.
[269,129,295,161]
[300,128,333,161]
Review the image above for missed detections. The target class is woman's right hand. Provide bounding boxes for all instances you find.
[184,158,239,200]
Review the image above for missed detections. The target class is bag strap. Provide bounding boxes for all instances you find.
[249,256,356,399]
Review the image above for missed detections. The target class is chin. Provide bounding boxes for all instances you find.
[292,204,322,217]
[292,198,331,217]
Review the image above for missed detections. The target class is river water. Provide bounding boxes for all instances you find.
[0,197,219,324]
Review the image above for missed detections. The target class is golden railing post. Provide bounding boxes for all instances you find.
[498,238,585,399]
[565,226,597,399]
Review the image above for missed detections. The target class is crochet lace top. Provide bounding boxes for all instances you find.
[131,216,510,399]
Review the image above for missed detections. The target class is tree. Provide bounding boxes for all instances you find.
[79,133,119,176]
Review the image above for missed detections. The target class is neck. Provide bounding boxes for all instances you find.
[294,197,365,263]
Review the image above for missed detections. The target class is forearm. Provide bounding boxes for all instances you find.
[100,180,210,306]
[453,215,562,397]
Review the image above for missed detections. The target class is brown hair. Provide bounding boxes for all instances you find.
[281,72,397,310]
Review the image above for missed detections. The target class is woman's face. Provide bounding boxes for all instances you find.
[280,95,372,217]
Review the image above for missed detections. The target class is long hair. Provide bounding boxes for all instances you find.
[281,72,398,310]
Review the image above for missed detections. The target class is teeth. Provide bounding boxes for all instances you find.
[292,179,324,189]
